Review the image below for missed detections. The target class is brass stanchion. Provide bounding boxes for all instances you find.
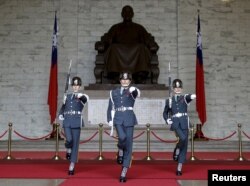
[236,124,246,161]
[194,123,208,141]
[96,123,104,160]
[144,123,153,160]
[190,124,197,161]
[52,123,62,160]
[46,123,63,140]
[4,122,14,160]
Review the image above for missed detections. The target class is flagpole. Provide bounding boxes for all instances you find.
[194,9,207,141]
[47,11,63,140]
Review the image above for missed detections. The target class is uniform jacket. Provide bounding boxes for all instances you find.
[163,94,193,130]
[59,93,88,128]
[107,87,139,127]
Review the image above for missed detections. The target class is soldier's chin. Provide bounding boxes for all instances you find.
[121,83,130,87]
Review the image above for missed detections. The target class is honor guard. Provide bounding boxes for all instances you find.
[163,79,196,176]
[107,72,140,182]
[59,76,89,175]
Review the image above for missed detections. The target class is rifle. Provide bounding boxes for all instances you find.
[58,60,72,118]
[168,62,172,118]
[64,60,72,98]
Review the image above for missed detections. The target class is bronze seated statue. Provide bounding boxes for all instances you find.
[94,5,160,84]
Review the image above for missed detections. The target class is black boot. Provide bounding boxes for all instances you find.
[68,169,74,175]
[119,176,127,182]
[176,170,182,176]
[119,167,128,182]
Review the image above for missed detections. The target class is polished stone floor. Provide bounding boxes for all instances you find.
[0,179,207,186]
[0,179,64,186]
[178,180,207,186]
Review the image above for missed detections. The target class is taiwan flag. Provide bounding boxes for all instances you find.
[196,12,207,125]
[47,12,58,124]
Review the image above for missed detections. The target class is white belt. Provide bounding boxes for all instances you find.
[64,111,81,115]
[172,112,187,118]
[115,106,133,112]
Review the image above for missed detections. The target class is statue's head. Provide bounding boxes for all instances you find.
[121,5,134,22]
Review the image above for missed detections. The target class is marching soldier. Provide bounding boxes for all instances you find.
[163,79,196,176]
[107,72,140,182]
[59,76,89,175]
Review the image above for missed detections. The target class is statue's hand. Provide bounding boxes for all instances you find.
[149,44,159,52]
[95,41,105,52]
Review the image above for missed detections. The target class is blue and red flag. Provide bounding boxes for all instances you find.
[196,12,207,125]
[47,12,58,124]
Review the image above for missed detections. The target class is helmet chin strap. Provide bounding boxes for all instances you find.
[122,85,129,88]
[121,82,130,88]
[175,91,182,94]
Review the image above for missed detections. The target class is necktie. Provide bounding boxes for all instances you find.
[72,93,77,99]
[176,95,179,101]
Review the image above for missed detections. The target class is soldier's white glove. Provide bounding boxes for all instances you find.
[169,98,172,106]
[166,118,173,125]
[129,86,136,93]
[77,93,84,98]
[108,121,113,127]
[59,115,64,121]
[191,94,196,100]
[63,95,67,104]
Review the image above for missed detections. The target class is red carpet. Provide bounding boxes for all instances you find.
[1,159,249,180]
[1,158,250,186]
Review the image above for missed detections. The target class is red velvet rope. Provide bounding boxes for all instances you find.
[79,131,98,144]
[60,131,99,144]
[133,131,145,139]
[242,131,250,140]
[13,130,53,140]
[104,130,118,139]
[203,131,237,141]
[0,130,8,139]
[60,131,66,138]
[151,131,178,143]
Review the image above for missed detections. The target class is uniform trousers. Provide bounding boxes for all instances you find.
[64,127,81,163]
[174,128,189,164]
[115,124,134,168]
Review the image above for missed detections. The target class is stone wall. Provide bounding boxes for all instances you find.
[0,0,250,140]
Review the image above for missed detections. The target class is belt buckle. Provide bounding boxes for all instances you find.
[121,106,125,112]
[176,113,182,117]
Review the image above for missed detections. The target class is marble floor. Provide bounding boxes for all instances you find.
[0,179,207,186]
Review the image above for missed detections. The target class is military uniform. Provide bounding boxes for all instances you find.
[163,79,196,176]
[163,94,193,162]
[59,76,89,175]
[60,93,88,161]
[107,72,140,182]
